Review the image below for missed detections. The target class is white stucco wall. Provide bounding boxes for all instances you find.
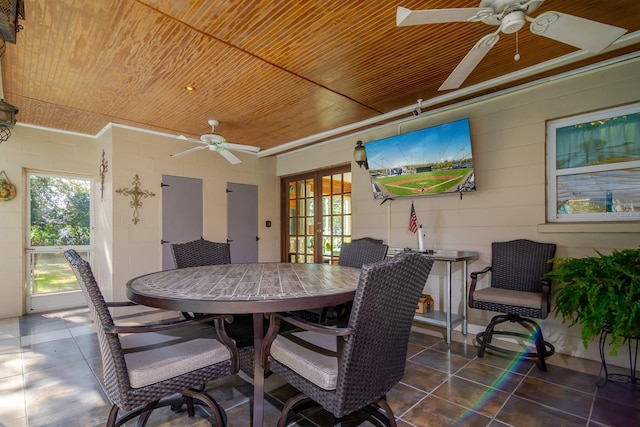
[0,124,279,317]
[0,126,96,316]
[106,126,280,302]
[276,57,640,366]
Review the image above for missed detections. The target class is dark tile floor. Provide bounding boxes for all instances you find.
[1,308,639,427]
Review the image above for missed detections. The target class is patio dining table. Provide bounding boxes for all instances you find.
[126,262,361,427]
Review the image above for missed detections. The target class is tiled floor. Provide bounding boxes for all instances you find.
[1,307,639,427]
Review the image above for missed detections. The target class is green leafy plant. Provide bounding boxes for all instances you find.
[545,248,640,356]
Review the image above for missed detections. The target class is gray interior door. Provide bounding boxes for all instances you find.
[227,182,258,263]
[162,175,203,269]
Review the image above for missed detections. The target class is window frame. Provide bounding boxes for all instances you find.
[547,102,640,223]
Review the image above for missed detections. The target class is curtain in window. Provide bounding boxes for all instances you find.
[556,112,640,169]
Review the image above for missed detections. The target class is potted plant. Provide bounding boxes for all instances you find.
[545,248,640,356]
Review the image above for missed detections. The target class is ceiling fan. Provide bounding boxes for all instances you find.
[171,119,260,165]
[396,0,627,91]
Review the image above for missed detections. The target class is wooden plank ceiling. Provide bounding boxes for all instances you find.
[3,0,640,154]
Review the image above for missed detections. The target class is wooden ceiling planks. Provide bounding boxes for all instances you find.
[2,0,639,151]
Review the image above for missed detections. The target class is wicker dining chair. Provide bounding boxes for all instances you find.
[170,238,259,377]
[170,238,232,320]
[64,249,238,427]
[170,238,231,268]
[326,238,390,321]
[468,239,557,370]
[262,251,434,426]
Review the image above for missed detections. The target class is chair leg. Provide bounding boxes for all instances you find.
[476,314,555,370]
[278,393,311,427]
[516,316,552,371]
[111,401,159,427]
[360,397,397,427]
[107,405,119,427]
[185,394,196,417]
[134,406,155,427]
[182,388,227,427]
[477,313,509,358]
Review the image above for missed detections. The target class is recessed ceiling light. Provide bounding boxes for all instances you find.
[184,85,196,92]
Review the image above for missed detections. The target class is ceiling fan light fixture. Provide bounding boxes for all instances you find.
[501,11,525,34]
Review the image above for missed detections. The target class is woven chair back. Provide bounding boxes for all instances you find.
[64,249,130,408]
[490,239,556,292]
[171,239,231,268]
[338,239,389,268]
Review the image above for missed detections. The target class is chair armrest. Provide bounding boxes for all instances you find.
[261,312,355,370]
[275,312,354,336]
[106,301,138,307]
[468,265,492,307]
[105,313,239,372]
[104,313,233,334]
[469,265,491,280]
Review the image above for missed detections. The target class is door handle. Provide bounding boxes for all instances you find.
[256,236,260,241]
[226,239,233,244]
[161,240,170,244]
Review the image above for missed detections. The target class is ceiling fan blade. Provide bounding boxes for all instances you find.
[439,33,500,91]
[530,11,627,53]
[216,148,242,165]
[225,142,261,153]
[396,6,492,26]
[170,145,208,158]
[177,135,208,145]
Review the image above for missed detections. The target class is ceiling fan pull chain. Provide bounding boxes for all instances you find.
[514,31,521,61]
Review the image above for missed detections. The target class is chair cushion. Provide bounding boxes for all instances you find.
[121,331,231,388]
[473,287,542,309]
[270,330,338,390]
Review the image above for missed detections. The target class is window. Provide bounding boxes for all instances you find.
[547,102,640,222]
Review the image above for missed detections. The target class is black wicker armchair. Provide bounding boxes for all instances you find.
[262,251,434,426]
[468,239,556,370]
[64,249,238,427]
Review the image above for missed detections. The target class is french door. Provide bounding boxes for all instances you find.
[282,165,351,263]
[26,172,92,312]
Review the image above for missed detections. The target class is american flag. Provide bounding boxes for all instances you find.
[409,202,418,234]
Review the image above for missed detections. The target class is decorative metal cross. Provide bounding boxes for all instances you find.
[99,149,108,201]
[116,174,156,225]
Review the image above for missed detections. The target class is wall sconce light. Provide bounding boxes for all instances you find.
[353,140,368,169]
[0,99,18,143]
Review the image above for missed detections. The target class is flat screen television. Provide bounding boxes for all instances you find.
[364,118,475,199]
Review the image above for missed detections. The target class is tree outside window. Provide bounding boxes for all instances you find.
[30,175,91,246]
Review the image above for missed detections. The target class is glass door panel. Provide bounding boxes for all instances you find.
[282,166,351,263]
